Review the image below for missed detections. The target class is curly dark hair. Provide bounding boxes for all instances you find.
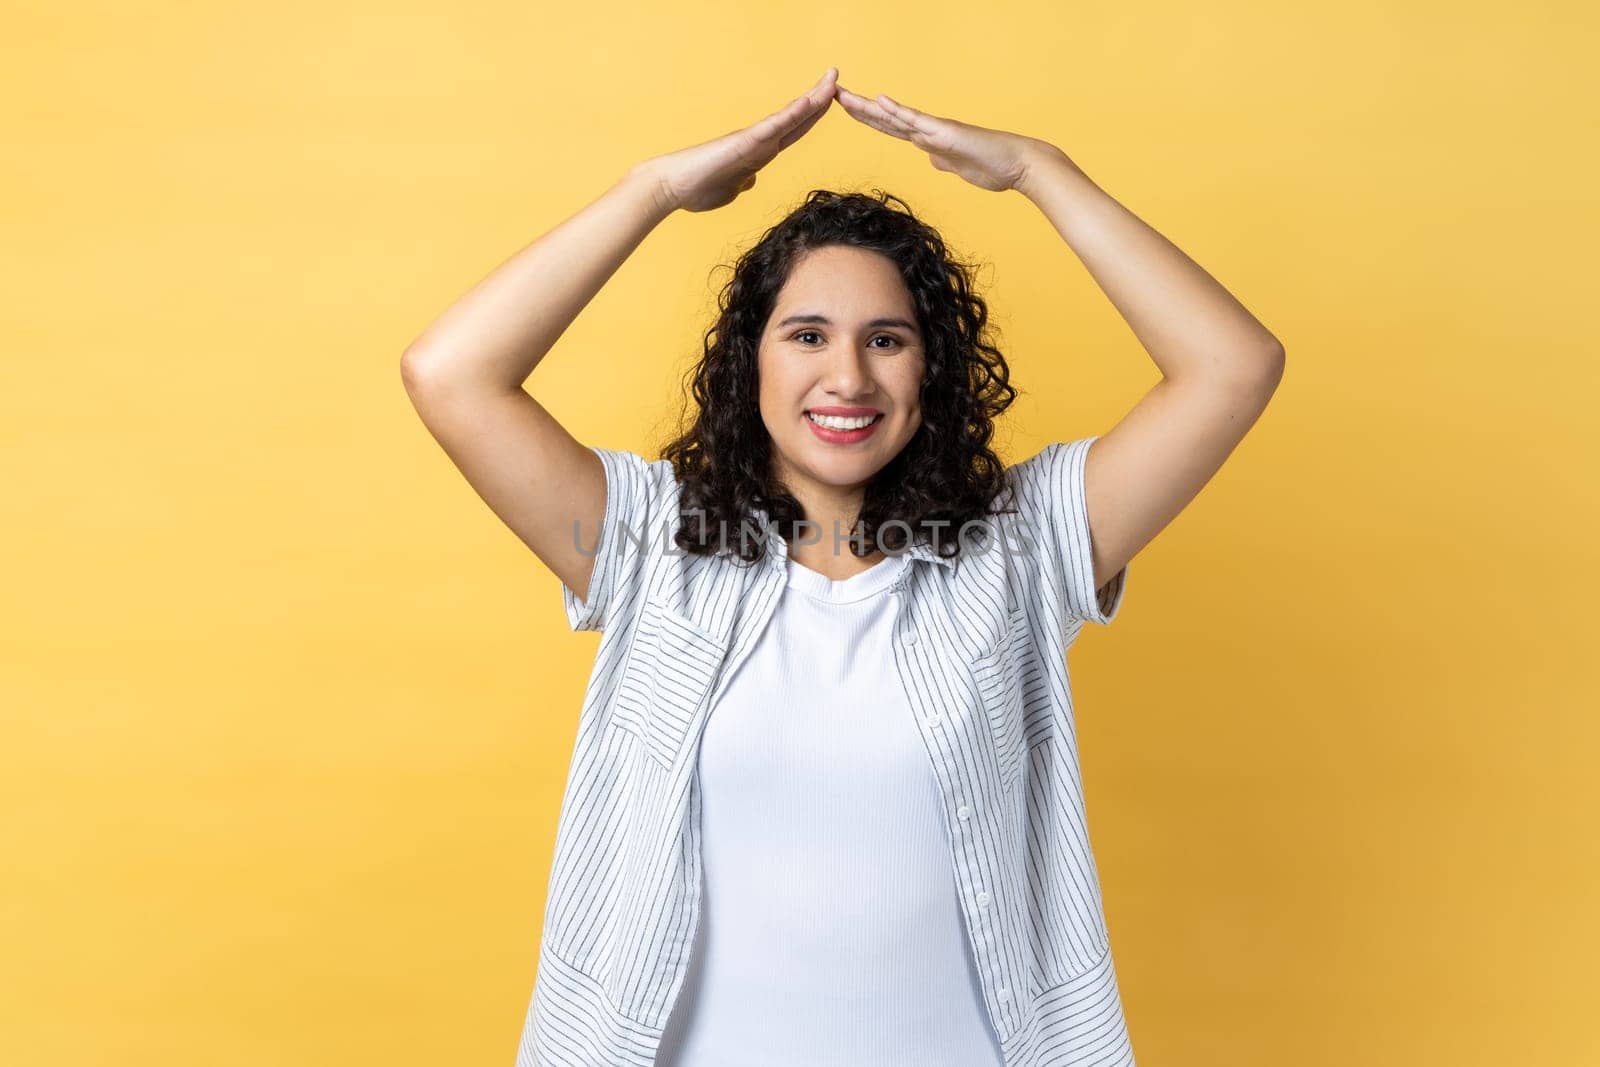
[659,188,1021,567]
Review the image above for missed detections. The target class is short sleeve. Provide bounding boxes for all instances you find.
[561,446,676,634]
[1007,435,1128,626]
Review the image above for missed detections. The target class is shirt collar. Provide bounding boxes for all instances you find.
[902,538,957,567]
[752,509,958,570]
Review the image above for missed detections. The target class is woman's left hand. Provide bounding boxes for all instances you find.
[834,85,1052,194]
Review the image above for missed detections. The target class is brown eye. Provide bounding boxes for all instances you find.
[791,331,903,349]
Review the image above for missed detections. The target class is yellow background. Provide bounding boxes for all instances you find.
[5,1,1596,1064]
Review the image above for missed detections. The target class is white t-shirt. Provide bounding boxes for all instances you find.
[654,549,1007,1066]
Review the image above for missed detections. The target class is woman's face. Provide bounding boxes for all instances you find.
[757,244,926,514]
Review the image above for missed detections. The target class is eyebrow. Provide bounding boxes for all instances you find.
[773,313,920,334]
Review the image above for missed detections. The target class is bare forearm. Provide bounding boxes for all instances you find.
[1015,143,1284,386]
[400,165,674,392]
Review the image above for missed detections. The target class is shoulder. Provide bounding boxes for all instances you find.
[561,447,688,634]
[1004,438,1094,509]
[999,436,1127,627]
[590,446,683,518]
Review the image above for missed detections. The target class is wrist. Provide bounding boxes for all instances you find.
[1013,140,1087,199]
[623,160,679,220]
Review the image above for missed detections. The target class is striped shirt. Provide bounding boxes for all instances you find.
[655,547,1005,1064]
[516,435,1134,1067]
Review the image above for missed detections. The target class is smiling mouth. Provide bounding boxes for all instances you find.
[804,411,885,428]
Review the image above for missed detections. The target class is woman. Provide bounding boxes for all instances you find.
[402,67,1283,1067]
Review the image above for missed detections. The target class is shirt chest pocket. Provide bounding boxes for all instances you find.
[971,603,1032,794]
[611,595,729,772]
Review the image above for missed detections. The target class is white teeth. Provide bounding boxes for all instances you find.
[807,412,878,430]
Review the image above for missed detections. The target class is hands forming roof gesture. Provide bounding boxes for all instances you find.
[641,67,1054,214]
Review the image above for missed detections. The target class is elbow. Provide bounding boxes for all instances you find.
[1185,344,1284,397]
[1259,342,1286,389]
[400,346,520,401]
[399,347,429,394]
[1201,345,1284,410]
[1238,342,1285,397]
[399,346,456,400]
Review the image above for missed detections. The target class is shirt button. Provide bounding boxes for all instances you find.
[997,987,1011,1002]
[901,628,917,645]
[976,890,991,908]
[956,804,971,821]
[927,713,944,728]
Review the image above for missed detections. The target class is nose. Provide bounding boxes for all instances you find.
[821,344,877,400]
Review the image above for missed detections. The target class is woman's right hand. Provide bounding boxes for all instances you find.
[637,68,839,215]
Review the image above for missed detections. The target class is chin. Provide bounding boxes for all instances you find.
[812,451,892,480]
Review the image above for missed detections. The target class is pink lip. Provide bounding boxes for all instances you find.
[804,410,883,444]
[807,405,882,417]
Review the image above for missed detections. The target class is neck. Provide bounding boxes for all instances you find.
[776,477,877,569]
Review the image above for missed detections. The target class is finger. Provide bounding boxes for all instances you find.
[838,86,915,138]
[835,86,916,142]
[748,93,819,145]
[873,93,936,141]
[778,94,831,150]
[750,68,837,144]
[834,86,896,134]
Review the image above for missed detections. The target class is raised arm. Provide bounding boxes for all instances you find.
[1012,144,1285,594]
[834,85,1285,595]
[399,166,674,604]
[401,69,840,606]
